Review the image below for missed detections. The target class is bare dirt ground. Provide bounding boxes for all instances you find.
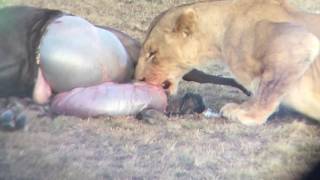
[0,0,320,179]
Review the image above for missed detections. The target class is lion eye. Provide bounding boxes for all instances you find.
[146,50,158,63]
[148,50,157,58]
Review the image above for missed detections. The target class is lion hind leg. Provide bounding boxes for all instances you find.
[221,24,319,126]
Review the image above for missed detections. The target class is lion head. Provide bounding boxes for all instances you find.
[135,8,204,94]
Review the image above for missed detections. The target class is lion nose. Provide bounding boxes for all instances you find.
[162,80,171,90]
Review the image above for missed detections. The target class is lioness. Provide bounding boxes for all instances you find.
[135,0,320,126]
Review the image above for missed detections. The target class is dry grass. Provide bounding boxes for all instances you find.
[0,0,320,179]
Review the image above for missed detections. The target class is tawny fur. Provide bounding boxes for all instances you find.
[135,0,320,125]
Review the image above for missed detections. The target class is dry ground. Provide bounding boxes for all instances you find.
[0,0,320,179]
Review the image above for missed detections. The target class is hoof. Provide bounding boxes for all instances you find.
[0,109,28,131]
[136,109,167,125]
[0,110,15,130]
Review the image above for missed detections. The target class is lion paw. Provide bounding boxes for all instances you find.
[220,103,266,126]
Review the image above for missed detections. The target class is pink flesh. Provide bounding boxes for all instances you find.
[34,67,168,117]
[32,68,52,104]
[51,82,168,118]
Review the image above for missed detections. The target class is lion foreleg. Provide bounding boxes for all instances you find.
[221,25,319,126]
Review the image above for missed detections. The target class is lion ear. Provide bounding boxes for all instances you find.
[174,9,197,37]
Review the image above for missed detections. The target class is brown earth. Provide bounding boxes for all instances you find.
[0,0,320,179]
